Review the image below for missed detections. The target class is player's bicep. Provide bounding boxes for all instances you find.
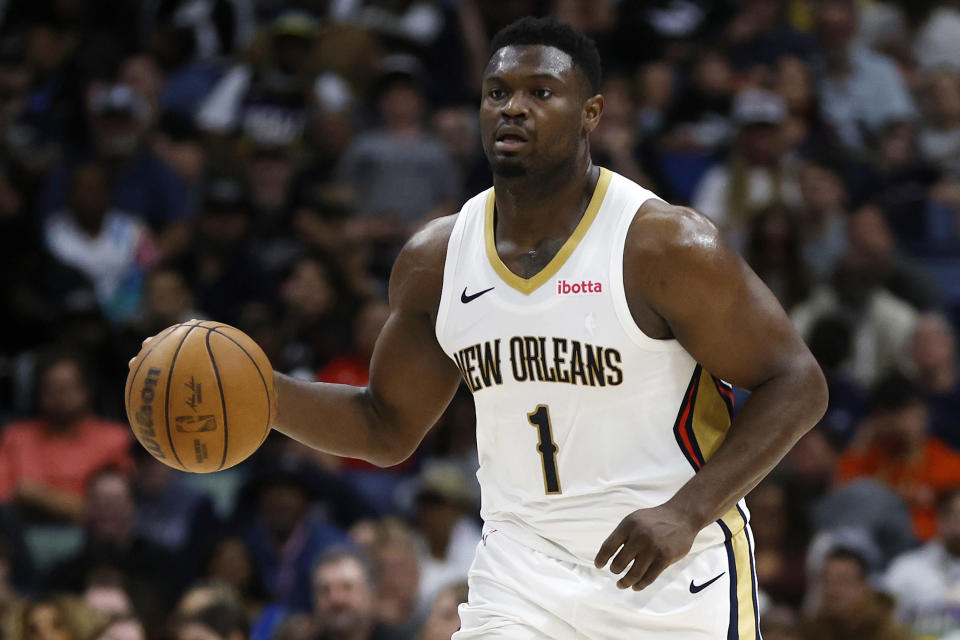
[366,308,462,447]
[363,214,462,455]
[631,206,812,390]
[669,255,804,390]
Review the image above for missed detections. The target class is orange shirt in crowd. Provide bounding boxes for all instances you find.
[836,438,960,540]
[0,416,133,500]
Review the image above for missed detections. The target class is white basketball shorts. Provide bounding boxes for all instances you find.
[453,525,761,639]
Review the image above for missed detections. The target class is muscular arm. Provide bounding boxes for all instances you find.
[596,201,827,587]
[272,217,463,466]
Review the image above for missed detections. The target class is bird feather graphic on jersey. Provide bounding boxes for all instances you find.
[451,336,623,392]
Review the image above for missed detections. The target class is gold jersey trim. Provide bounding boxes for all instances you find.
[484,167,612,295]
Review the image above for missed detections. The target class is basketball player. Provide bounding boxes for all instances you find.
[145,17,827,638]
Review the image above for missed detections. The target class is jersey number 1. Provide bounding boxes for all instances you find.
[527,405,561,494]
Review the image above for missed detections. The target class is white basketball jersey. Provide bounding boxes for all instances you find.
[435,168,751,566]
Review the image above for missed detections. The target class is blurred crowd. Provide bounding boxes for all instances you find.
[1,0,960,639]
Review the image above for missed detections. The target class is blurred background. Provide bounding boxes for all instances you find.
[1,0,960,639]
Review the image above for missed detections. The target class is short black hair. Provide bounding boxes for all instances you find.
[824,547,870,579]
[488,17,602,95]
[869,372,923,414]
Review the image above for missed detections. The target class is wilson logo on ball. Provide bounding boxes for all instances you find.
[135,367,166,459]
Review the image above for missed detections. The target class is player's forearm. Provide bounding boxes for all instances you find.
[271,373,409,467]
[667,357,827,531]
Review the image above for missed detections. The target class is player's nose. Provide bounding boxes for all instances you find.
[501,93,528,119]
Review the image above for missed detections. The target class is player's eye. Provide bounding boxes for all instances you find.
[488,88,505,100]
[533,88,553,99]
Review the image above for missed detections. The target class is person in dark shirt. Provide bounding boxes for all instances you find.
[910,313,960,449]
[46,470,176,626]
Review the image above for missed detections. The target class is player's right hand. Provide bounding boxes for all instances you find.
[128,320,199,368]
[594,502,698,591]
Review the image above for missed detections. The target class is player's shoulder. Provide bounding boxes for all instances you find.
[626,198,724,263]
[396,213,458,272]
[389,213,459,314]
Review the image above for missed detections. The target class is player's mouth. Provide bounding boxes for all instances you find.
[494,127,530,152]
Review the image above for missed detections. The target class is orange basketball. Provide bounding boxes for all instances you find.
[124,320,276,473]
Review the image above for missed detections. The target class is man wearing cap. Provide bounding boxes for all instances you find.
[40,82,192,256]
[692,87,804,252]
[337,54,460,231]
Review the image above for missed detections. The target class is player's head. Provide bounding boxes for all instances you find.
[480,17,603,178]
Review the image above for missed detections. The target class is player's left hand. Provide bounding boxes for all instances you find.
[594,503,699,591]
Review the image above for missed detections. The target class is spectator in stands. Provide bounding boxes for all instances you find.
[417,581,467,640]
[92,615,146,640]
[41,83,192,256]
[590,76,648,186]
[796,154,847,280]
[806,315,867,447]
[858,120,947,248]
[276,252,358,376]
[724,0,812,74]
[44,162,158,323]
[883,487,960,639]
[918,68,960,181]
[369,520,421,637]
[744,205,811,311]
[337,55,460,232]
[812,0,916,149]
[120,264,201,357]
[82,581,133,620]
[196,11,350,149]
[241,461,348,612]
[761,604,802,640]
[310,548,397,640]
[913,2,960,72]
[201,536,270,622]
[651,50,733,202]
[131,446,219,579]
[836,373,960,540]
[910,313,960,449]
[791,257,917,388]
[46,471,176,628]
[431,106,489,201]
[173,173,270,326]
[776,55,836,154]
[411,466,480,609]
[0,350,132,523]
[750,480,808,607]
[803,547,911,640]
[175,603,248,640]
[843,202,943,311]
[175,581,244,620]
[692,87,803,253]
[20,596,101,640]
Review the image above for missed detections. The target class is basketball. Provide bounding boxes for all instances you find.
[124,320,276,473]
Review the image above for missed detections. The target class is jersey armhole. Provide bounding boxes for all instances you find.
[609,199,687,353]
[434,203,473,350]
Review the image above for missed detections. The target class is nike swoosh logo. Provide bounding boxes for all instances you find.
[689,572,725,593]
[461,286,495,303]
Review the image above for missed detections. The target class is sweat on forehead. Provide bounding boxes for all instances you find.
[485,46,585,89]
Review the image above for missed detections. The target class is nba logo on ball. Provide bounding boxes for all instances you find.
[125,320,276,473]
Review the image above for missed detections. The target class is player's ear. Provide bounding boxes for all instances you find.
[583,94,603,134]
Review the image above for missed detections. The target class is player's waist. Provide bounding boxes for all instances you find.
[482,505,748,568]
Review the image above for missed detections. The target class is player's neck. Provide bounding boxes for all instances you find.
[493,158,598,245]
